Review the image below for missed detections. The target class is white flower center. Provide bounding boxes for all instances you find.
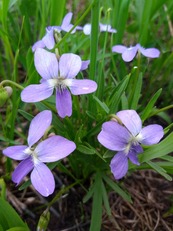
[24,147,39,165]
[48,78,72,91]
[124,135,139,155]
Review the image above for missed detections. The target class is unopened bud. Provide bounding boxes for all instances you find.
[37,209,50,231]
[0,86,13,107]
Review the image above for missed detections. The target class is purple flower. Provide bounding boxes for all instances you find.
[112,43,160,62]
[21,48,97,118]
[83,23,117,35]
[97,110,164,180]
[32,12,82,51]
[2,110,76,197]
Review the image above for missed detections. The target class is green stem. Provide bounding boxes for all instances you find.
[0,80,24,90]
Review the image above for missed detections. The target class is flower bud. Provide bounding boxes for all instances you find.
[37,209,50,231]
[0,86,13,107]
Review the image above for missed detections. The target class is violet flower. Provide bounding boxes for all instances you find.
[2,110,76,197]
[83,23,117,35]
[112,43,160,62]
[21,48,97,118]
[32,12,82,51]
[97,110,164,180]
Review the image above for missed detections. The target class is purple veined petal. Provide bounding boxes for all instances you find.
[12,157,34,185]
[110,151,128,180]
[2,145,28,160]
[128,144,143,165]
[27,110,52,147]
[32,40,45,52]
[21,82,54,103]
[112,45,127,54]
[35,135,76,162]
[65,79,97,95]
[31,162,55,197]
[139,46,160,58]
[34,48,58,80]
[80,60,90,71]
[122,45,138,62]
[61,12,73,28]
[83,24,91,35]
[116,110,142,137]
[42,27,55,50]
[56,88,72,118]
[97,121,131,151]
[59,53,82,79]
[136,124,164,145]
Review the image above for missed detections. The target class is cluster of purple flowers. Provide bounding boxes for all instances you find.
[2,11,163,197]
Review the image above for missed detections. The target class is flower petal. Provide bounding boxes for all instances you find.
[110,152,128,180]
[65,79,97,95]
[31,162,55,197]
[32,40,45,52]
[97,121,131,151]
[21,82,54,103]
[112,45,127,54]
[42,27,55,50]
[83,24,91,35]
[34,48,58,79]
[12,157,34,185]
[80,60,90,71]
[59,53,82,79]
[122,46,138,62]
[35,135,76,162]
[56,88,72,118]
[136,124,164,145]
[139,46,160,58]
[28,110,52,147]
[116,110,142,136]
[61,12,73,28]
[2,145,28,160]
[128,144,143,165]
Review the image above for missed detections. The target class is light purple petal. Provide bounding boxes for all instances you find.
[83,24,91,35]
[42,28,55,50]
[122,46,138,62]
[112,45,127,54]
[136,124,164,145]
[31,162,55,197]
[2,145,28,160]
[28,110,52,147]
[99,23,117,33]
[110,152,128,180]
[116,110,142,137]
[56,88,72,118]
[128,144,143,165]
[80,60,90,71]
[35,135,76,162]
[34,48,58,79]
[32,40,45,52]
[21,82,54,103]
[12,157,34,185]
[139,46,160,58]
[61,12,73,28]
[59,53,82,79]
[97,121,131,151]
[67,79,97,95]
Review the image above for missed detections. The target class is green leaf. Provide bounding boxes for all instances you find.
[147,161,172,181]
[141,88,162,121]
[83,184,95,203]
[77,144,96,155]
[139,133,173,163]
[93,95,110,114]
[89,172,102,231]
[102,181,111,216]
[0,198,29,230]
[18,109,33,121]
[7,227,29,231]
[130,73,142,110]
[109,74,130,113]
[103,175,132,202]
